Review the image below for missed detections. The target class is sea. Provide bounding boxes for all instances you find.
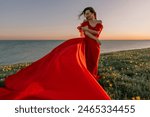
[0,40,150,65]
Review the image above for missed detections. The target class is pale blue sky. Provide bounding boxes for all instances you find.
[0,0,150,40]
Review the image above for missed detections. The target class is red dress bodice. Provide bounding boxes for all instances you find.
[78,20,103,38]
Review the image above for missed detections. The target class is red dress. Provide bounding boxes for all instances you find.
[0,21,111,100]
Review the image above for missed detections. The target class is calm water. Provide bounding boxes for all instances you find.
[0,40,150,65]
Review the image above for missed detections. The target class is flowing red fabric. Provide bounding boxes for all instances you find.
[0,21,111,100]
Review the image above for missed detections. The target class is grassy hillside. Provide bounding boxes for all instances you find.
[98,47,150,100]
[0,47,150,100]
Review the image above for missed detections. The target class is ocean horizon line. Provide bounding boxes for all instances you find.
[0,39,150,41]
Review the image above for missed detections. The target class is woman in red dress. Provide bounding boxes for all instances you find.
[0,7,111,100]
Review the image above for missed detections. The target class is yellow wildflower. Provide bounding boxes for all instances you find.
[136,96,140,100]
[109,83,113,87]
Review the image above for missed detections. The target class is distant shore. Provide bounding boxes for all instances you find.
[0,47,150,100]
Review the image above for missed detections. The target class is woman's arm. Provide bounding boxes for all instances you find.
[77,21,101,44]
[87,28,100,35]
[82,20,102,35]
[84,31,101,45]
[81,26,100,35]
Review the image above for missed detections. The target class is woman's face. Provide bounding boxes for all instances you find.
[84,10,95,20]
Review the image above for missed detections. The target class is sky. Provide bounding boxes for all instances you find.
[0,0,150,40]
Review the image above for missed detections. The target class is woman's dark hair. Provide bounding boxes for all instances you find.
[78,7,97,19]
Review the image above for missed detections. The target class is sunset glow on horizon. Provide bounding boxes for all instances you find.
[0,0,150,40]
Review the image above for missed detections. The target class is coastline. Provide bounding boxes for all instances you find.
[0,47,150,99]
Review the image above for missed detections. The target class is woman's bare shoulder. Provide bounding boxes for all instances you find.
[96,20,102,24]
